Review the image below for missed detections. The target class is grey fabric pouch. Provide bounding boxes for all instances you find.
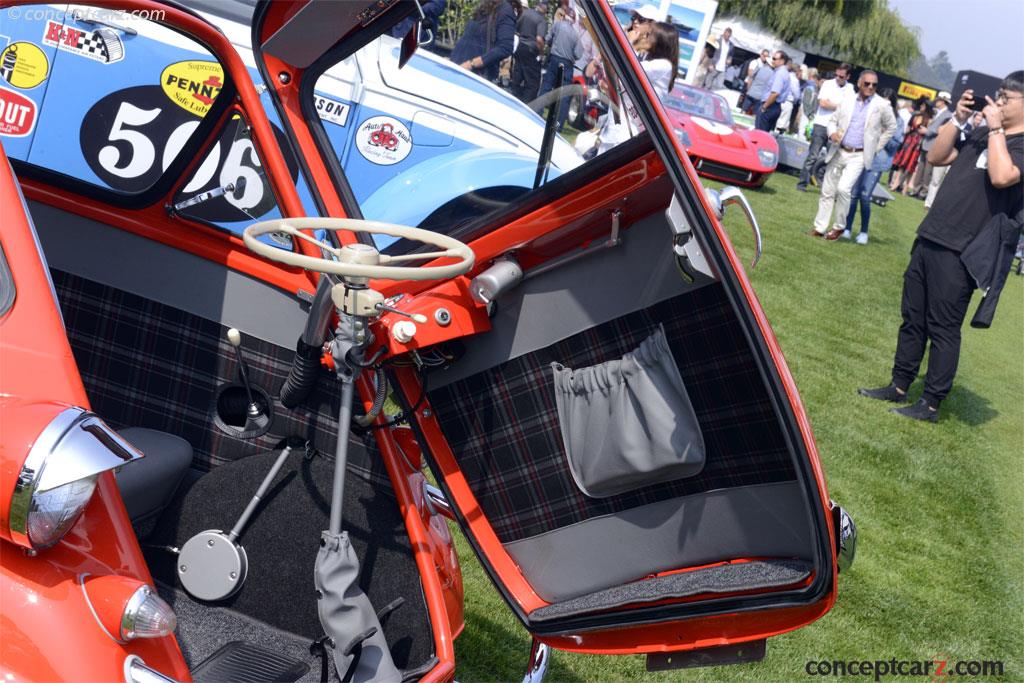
[552,325,705,498]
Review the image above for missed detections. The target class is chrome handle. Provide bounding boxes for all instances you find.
[72,10,138,35]
[704,186,763,270]
[423,482,454,520]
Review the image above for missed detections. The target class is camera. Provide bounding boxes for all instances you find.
[951,70,1002,112]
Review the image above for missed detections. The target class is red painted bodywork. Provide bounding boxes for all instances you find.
[0,144,191,682]
[664,87,779,188]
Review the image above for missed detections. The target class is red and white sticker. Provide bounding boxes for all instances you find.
[356,116,412,166]
[0,86,37,137]
[42,20,124,64]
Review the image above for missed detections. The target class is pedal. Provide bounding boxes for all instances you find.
[376,597,405,624]
[193,641,309,682]
[342,627,378,657]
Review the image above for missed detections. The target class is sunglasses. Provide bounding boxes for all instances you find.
[862,81,878,88]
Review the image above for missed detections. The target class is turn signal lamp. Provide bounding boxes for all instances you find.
[82,574,177,642]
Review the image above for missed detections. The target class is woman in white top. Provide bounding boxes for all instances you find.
[590,21,679,155]
[637,21,679,97]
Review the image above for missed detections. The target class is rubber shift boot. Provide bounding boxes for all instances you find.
[192,641,310,683]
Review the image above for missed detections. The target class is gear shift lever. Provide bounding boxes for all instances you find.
[227,328,263,424]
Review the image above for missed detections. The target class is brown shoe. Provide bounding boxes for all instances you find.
[824,228,844,241]
[806,229,825,237]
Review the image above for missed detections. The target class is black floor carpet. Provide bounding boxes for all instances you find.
[145,447,433,673]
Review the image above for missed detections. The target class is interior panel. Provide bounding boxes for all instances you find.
[503,482,812,603]
[30,201,307,349]
[426,215,818,615]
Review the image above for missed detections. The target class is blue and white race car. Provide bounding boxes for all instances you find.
[1,1,581,245]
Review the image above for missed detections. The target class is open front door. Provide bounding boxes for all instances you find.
[249,0,852,671]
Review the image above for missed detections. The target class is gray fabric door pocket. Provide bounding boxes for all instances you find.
[552,325,705,498]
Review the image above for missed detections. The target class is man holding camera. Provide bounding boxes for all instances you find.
[859,72,1024,422]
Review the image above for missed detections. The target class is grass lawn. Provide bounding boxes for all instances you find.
[447,170,1024,681]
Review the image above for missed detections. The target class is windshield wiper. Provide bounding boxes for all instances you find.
[172,177,247,212]
[533,63,565,189]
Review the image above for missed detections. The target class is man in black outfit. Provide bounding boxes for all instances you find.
[511,0,547,103]
[859,71,1024,422]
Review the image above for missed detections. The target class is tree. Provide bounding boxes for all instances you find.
[906,51,956,90]
[928,51,956,89]
[437,0,476,50]
[717,0,920,74]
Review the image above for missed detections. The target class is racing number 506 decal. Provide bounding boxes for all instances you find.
[80,85,296,220]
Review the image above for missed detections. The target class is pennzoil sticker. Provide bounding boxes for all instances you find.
[314,94,350,127]
[356,116,411,166]
[0,86,37,137]
[1,42,49,89]
[161,61,224,116]
[42,20,124,64]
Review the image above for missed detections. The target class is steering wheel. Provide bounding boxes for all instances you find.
[243,217,475,281]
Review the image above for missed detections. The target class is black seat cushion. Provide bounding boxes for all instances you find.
[116,427,193,522]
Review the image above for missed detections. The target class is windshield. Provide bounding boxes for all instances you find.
[663,85,734,126]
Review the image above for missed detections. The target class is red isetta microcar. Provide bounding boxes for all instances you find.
[0,1,855,681]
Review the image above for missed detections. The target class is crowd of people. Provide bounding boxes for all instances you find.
[438,2,1024,422]
[448,0,598,130]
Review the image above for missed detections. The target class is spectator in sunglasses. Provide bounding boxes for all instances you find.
[807,70,897,241]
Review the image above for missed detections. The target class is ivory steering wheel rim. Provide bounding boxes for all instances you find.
[243,217,475,281]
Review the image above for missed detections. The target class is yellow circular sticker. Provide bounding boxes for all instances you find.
[0,42,50,90]
[160,60,225,117]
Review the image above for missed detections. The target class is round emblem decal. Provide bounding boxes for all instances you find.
[356,116,412,165]
[0,42,49,90]
[160,60,224,117]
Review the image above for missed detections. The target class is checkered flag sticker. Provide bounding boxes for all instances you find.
[82,28,123,63]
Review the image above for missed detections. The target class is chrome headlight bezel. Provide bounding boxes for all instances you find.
[9,407,142,550]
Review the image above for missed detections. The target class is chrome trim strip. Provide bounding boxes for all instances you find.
[79,572,127,644]
[123,655,178,683]
[9,407,143,548]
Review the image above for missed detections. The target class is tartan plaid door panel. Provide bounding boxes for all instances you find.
[427,284,798,544]
[51,270,385,483]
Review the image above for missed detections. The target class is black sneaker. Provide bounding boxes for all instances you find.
[796,183,807,192]
[891,398,939,423]
[857,383,909,403]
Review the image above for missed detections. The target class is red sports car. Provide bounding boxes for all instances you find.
[664,84,779,187]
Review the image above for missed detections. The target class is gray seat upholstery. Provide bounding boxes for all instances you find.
[115,428,193,523]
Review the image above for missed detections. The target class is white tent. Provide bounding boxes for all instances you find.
[709,15,806,65]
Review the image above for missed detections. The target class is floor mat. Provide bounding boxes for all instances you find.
[159,584,331,683]
[528,559,812,623]
[192,641,310,683]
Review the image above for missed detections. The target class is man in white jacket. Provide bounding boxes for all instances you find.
[808,71,897,240]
